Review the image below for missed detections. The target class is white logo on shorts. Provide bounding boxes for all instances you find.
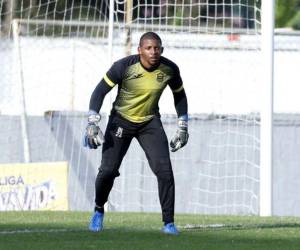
[115,127,123,138]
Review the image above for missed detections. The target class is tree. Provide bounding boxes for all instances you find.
[276,0,300,28]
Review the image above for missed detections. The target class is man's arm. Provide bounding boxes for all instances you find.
[170,88,189,152]
[173,88,188,118]
[83,78,113,149]
[167,63,187,117]
[89,79,113,113]
[168,62,189,152]
[84,59,124,149]
[90,57,125,113]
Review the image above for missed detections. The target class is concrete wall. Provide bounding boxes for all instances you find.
[1,113,300,216]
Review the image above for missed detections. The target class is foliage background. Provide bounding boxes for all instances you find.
[1,0,300,31]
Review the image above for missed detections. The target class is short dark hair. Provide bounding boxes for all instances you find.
[139,32,162,47]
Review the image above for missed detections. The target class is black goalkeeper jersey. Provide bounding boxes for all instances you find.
[103,55,184,123]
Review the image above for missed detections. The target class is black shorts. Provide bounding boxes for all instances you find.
[101,113,172,174]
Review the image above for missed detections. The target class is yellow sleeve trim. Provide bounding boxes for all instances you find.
[104,74,116,87]
[172,85,184,93]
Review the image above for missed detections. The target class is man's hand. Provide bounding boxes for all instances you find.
[83,111,104,149]
[170,116,189,152]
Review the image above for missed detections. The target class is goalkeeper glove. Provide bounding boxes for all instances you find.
[170,115,189,152]
[83,111,104,149]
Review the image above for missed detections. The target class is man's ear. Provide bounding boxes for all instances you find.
[138,46,141,54]
[161,47,164,54]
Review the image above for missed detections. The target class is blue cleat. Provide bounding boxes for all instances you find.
[162,223,179,235]
[89,211,104,232]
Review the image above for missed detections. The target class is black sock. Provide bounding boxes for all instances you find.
[164,221,173,226]
[94,205,104,214]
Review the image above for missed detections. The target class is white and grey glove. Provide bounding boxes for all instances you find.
[83,111,104,149]
[170,115,189,152]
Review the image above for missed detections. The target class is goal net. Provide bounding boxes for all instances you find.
[0,0,262,215]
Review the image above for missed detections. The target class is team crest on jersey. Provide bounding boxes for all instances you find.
[156,72,164,82]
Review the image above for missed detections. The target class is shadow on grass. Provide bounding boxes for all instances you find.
[1,223,300,250]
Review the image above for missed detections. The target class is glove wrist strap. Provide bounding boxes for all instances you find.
[88,110,101,124]
[178,114,188,130]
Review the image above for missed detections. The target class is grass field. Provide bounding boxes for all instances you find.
[1,212,300,250]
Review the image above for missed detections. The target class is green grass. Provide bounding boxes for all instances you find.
[1,212,300,250]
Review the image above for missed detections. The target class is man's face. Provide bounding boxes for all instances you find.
[138,38,162,69]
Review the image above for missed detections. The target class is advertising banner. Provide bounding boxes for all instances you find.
[0,162,68,211]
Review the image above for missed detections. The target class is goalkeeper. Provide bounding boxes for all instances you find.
[84,32,188,235]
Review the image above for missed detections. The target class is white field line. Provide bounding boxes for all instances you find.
[183,224,226,229]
